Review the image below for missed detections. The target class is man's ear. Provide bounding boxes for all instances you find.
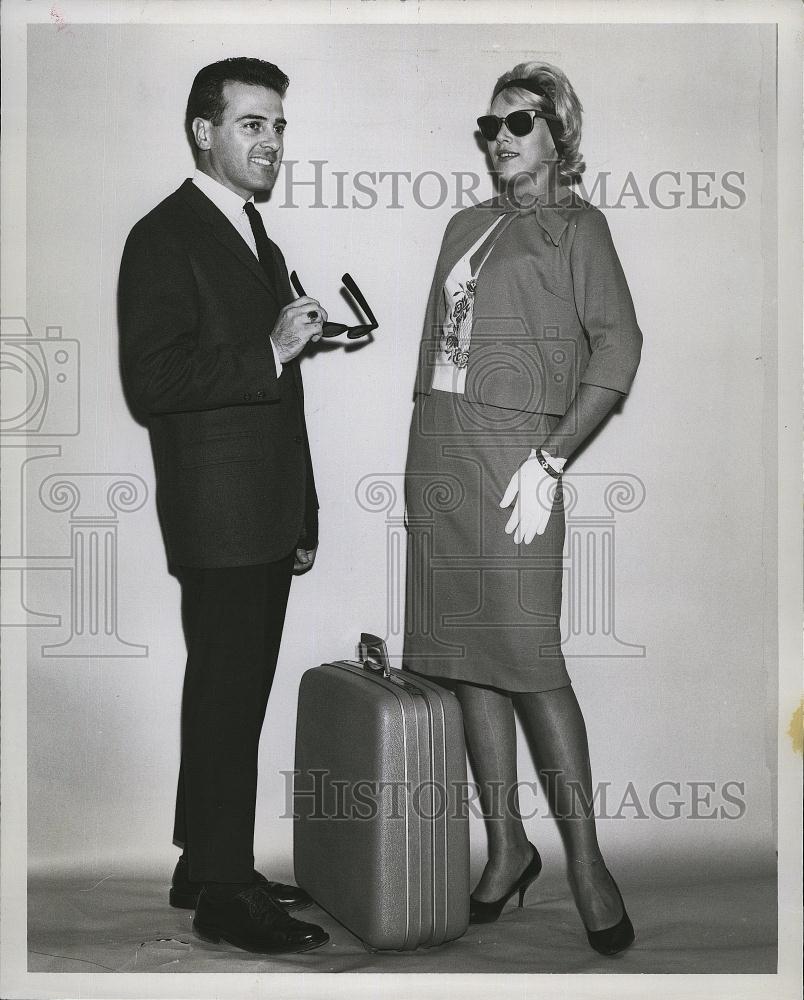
[192,117,212,151]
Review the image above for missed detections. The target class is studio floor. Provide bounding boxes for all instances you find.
[27,854,777,975]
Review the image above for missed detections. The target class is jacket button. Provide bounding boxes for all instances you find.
[294,435,302,444]
[256,390,265,399]
[243,392,252,401]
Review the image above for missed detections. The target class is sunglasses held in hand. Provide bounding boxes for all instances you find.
[477,108,561,142]
[290,271,378,339]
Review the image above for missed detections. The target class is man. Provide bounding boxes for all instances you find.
[118,57,329,954]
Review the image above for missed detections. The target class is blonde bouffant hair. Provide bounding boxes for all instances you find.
[492,61,585,183]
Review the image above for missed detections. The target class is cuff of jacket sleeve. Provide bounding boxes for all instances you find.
[579,366,637,395]
[239,341,282,402]
[298,517,319,550]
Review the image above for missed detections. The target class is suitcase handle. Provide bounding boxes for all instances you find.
[358,632,391,678]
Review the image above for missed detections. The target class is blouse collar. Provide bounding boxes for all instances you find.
[485,185,584,246]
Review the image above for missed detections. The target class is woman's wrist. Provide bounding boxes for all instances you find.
[539,442,567,468]
[530,446,566,479]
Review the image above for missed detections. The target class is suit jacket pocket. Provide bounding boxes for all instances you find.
[179,432,263,469]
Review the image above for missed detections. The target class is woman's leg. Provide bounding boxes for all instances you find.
[514,684,626,931]
[452,680,534,901]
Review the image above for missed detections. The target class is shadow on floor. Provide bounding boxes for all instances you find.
[28,857,777,974]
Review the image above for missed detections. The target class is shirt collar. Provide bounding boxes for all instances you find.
[192,168,252,225]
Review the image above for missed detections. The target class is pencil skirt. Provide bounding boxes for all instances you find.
[402,389,570,693]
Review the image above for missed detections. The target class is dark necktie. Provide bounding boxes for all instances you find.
[243,201,276,283]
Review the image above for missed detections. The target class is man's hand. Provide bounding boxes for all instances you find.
[500,450,563,545]
[293,545,317,575]
[270,297,328,364]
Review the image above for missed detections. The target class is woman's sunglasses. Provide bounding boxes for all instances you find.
[290,271,378,339]
[477,108,561,142]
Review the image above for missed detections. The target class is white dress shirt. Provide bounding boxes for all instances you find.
[192,168,283,375]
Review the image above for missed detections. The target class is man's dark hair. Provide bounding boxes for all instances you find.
[185,57,289,145]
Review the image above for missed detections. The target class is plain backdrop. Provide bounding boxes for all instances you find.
[22,22,777,878]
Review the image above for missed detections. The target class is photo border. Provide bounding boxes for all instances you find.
[2,2,801,998]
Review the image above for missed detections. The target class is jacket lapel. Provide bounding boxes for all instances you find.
[175,179,280,307]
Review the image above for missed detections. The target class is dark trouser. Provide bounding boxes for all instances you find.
[171,554,294,883]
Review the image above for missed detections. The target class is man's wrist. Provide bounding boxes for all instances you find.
[269,335,284,375]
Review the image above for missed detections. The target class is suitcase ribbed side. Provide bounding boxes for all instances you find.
[391,670,470,946]
[293,661,469,950]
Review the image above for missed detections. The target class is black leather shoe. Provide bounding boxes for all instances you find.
[192,883,329,954]
[169,856,313,911]
[469,843,543,924]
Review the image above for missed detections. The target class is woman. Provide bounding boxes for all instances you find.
[402,61,642,956]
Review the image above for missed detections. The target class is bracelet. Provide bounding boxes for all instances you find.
[533,448,563,480]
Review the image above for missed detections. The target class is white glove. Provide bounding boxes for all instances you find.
[500,449,566,544]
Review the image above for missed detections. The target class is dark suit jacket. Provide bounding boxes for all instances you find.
[118,178,318,569]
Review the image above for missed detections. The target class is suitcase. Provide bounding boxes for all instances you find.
[293,634,470,950]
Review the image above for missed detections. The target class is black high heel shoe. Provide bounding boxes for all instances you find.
[469,843,543,924]
[573,860,635,956]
